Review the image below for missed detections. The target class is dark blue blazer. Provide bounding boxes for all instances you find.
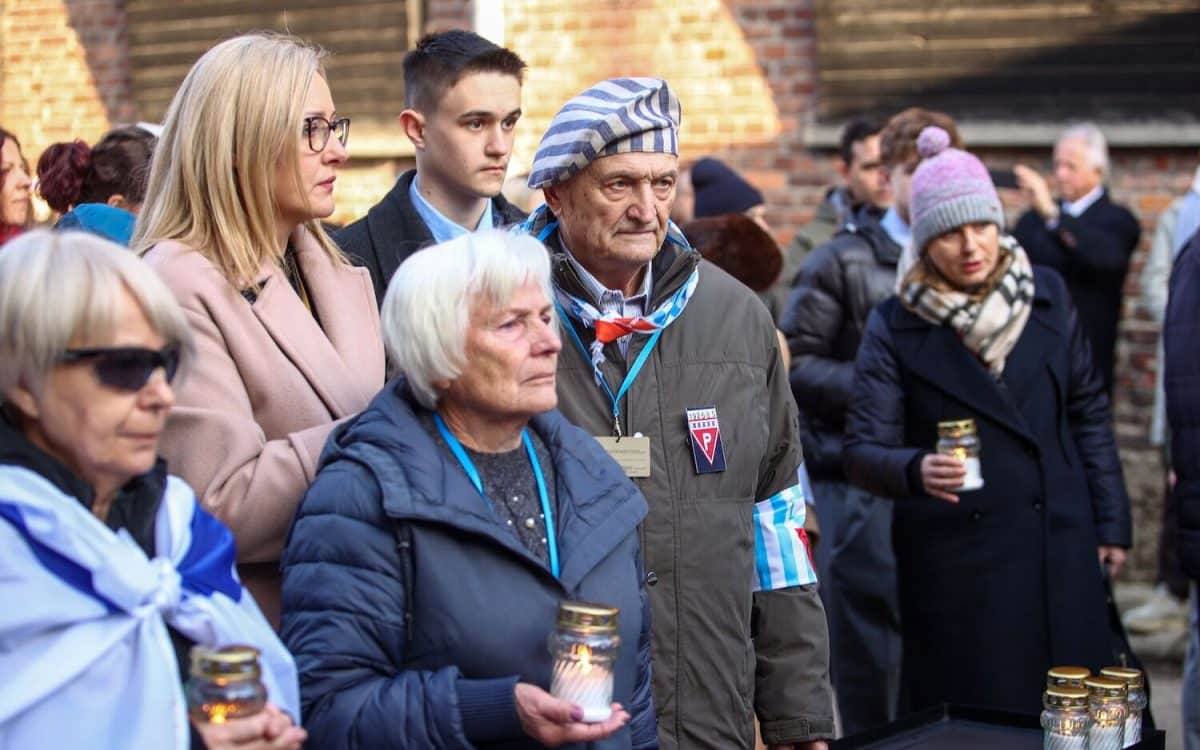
[844,266,1131,715]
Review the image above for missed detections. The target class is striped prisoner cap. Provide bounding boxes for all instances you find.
[528,78,681,189]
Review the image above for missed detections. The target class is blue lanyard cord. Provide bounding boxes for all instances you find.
[433,413,560,578]
[552,297,663,437]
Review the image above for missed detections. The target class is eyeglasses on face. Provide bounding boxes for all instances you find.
[303,116,351,153]
[59,343,182,392]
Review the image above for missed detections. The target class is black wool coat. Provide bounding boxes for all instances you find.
[1012,190,1141,395]
[334,169,528,307]
[843,266,1132,716]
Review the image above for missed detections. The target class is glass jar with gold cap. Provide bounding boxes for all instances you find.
[1041,686,1089,749]
[936,419,983,490]
[1084,676,1128,750]
[548,601,621,723]
[1101,666,1146,748]
[1046,666,1090,690]
[185,645,268,724]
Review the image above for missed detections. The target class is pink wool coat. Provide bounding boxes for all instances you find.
[143,228,385,623]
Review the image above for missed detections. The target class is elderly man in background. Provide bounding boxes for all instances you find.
[1013,123,1141,395]
[520,78,834,750]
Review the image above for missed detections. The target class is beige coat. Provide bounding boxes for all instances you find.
[143,228,385,623]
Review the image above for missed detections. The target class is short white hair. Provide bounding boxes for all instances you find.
[381,229,555,410]
[0,230,195,397]
[1057,122,1110,181]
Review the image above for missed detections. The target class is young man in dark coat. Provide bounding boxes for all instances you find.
[334,30,529,306]
[780,108,959,735]
[1012,123,1141,395]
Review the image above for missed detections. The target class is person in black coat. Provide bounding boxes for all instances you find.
[1012,123,1141,395]
[844,128,1133,716]
[334,30,529,306]
[281,231,655,749]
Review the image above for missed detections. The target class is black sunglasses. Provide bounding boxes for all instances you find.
[60,344,181,392]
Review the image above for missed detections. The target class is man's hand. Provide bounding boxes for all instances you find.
[514,682,629,747]
[1099,545,1128,579]
[1013,164,1058,220]
[920,453,965,503]
[769,742,829,750]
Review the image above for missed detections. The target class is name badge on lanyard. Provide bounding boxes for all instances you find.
[686,406,726,474]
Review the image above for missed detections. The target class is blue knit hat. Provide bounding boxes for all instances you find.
[528,78,681,189]
[691,158,764,217]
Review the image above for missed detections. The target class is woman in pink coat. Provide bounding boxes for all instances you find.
[133,33,385,623]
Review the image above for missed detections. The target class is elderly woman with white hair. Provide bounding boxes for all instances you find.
[280,230,656,749]
[0,231,303,749]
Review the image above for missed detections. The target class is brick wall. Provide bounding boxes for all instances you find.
[0,0,1188,580]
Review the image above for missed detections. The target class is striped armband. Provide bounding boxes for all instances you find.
[752,482,818,592]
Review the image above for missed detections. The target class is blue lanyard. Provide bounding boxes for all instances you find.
[433,413,559,578]
[553,297,663,438]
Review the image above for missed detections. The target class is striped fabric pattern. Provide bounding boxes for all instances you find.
[528,77,681,189]
[752,482,819,592]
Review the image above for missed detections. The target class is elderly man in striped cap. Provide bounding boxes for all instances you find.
[520,78,834,750]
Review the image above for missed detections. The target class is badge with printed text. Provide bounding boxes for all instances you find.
[686,406,726,474]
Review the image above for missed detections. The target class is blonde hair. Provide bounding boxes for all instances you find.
[382,230,554,409]
[131,32,345,288]
[0,230,195,397]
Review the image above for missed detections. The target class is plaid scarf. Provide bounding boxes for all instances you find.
[898,234,1035,376]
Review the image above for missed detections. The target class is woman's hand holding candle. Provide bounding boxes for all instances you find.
[514,683,629,747]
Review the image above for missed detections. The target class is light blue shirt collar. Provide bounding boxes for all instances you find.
[409,175,494,244]
[1062,184,1104,218]
[880,207,912,249]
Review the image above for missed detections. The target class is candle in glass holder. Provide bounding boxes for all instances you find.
[936,419,983,490]
[185,645,267,724]
[548,601,621,723]
[1101,666,1146,747]
[1046,666,1090,690]
[1084,676,1128,750]
[1041,686,1089,750]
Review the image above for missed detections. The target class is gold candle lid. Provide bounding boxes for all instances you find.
[1084,676,1128,701]
[937,419,977,437]
[1100,666,1144,689]
[1047,666,1091,688]
[189,645,262,682]
[1045,687,1089,709]
[556,601,619,634]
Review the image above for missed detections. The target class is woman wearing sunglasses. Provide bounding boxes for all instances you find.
[0,230,304,749]
[133,33,385,625]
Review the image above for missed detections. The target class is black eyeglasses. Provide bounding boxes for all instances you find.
[60,343,181,392]
[302,116,350,153]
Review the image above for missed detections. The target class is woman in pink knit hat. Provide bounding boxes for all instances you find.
[841,127,1138,717]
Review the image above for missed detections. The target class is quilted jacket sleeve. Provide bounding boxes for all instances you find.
[280,459,521,749]
[843,306,923,500]
[1166,239,1200,578]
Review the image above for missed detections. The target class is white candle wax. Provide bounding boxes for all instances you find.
[957,457,984,490]
[551,655,613,723]
[1123,714,1142,748]
[1043,732,1086,750]
[1089,724,1124,750]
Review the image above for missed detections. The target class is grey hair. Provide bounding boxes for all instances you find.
[381,229,555,409]
[0,230,195,397]
[1057,123,1110,181]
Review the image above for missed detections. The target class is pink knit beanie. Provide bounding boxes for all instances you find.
[908,126,1004,252]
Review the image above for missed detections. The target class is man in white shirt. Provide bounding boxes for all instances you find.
[1013,123,1141,394]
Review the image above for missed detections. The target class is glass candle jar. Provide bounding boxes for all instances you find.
[1101,666,1147,748]
[1085,676,1128,750]
[1046,665,1090,690]
[1041,687,1090,750]
[185,645,268,724]
[548,601,621,723]
[936,419,983,490]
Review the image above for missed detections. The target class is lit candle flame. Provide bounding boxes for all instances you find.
[578,644,592,675]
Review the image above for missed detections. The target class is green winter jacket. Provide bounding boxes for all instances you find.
[536,213,835,749]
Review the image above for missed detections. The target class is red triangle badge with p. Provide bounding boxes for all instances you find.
[686,406,726,474]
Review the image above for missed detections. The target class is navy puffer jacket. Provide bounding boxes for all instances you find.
[280,380,656,749]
